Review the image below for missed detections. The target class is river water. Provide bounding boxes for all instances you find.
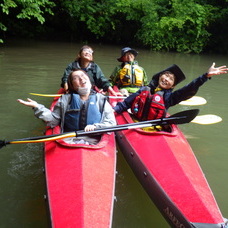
[0,39,228,227]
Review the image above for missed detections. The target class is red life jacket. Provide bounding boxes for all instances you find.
[131,87,166,121]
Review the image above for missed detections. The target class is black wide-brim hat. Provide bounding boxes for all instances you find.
[117,47,138,62]
[152,64,186,85]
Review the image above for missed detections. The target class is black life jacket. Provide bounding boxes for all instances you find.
[131,87,166,121]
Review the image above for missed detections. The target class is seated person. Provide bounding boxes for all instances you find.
[109,47,148,96]
[18,69,116,145]
[114,63,228,122]
[61,45,117,95]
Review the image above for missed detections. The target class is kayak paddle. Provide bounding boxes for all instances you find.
[29,93,127,99]
[29,93,206,106]
[0,109,199,148]
[191,114,222,125]
[29,93,62,97]
[179,96,207,106]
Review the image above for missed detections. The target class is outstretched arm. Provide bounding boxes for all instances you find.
[17,98,61,128]
[169,62,228,107]
[207,62,228,77]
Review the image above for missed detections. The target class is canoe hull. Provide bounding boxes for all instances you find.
[116,131,192,227]
[110,94,227,228]
[44,95,116,228]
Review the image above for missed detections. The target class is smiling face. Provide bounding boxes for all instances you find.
[71,70,91,89]
[158,71,175,89]
[68,70,92,93]
[79,47,93,61]
[122,52,135,62]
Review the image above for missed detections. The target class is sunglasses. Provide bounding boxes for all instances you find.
[82,48,93,54]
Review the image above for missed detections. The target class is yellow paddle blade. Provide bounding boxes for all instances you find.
[191,114,222,125]
[10,132,76,144]
[29,92,128,99]
[179,96,207,106]
[29,93,63,97]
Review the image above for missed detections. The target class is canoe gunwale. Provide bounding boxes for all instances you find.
[49,125,113,149]
[120,110,178,136]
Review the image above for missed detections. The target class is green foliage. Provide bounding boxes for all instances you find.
[61,0,120,37]
[1,0,228,53]
[1,0,16,14]
[1,0,55,22]
[0,0,55,42]
[59,0,216,53]
[199,0,228,53]
[136,0,213,53]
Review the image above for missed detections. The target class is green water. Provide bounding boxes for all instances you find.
[0,39,228,227]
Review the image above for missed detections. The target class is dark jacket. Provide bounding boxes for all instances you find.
[61,61,111,91]
[114,73,209,113]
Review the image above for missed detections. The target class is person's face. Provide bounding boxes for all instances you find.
[158,72,175,89]
[71,71,92,91]
[79,48,93,61]
[122,52,135,62]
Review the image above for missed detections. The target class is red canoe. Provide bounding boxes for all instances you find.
[44,97,116,228]
[109,94,227,228]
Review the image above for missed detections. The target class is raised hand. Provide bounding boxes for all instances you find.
[17,98,38,108]
[207,62,228,77]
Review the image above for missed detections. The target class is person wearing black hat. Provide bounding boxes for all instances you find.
[114,63,228,121]
[109,47,148,95]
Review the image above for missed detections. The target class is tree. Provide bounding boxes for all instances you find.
[0,0,55,43]
[1,0,228,53]
[59,0,215,53]
[133,0,213,53]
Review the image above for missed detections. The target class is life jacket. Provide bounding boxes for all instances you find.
[64,93,102,132]
[131,87,166,121]
[118,63,144,87]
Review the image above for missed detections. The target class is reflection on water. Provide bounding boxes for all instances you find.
[0,39,228,227]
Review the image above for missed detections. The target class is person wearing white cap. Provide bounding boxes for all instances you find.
[109,47,148,96]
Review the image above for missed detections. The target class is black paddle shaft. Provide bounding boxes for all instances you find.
[75,109,200,137]
[0,109,199,148]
